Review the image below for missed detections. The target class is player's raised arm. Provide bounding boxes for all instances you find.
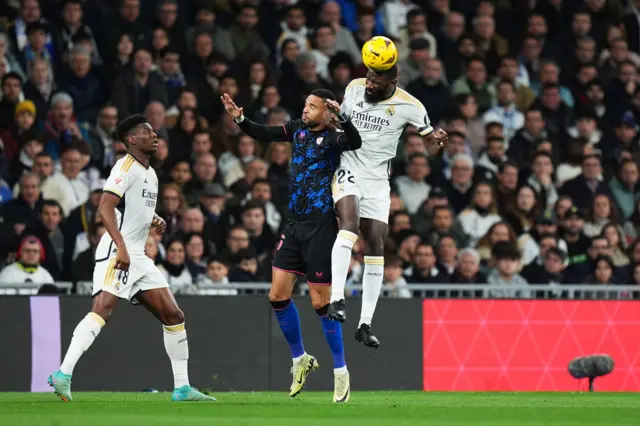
[220,93,290,142]
[325,99,362,151]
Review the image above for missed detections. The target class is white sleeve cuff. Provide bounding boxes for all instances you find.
[234,115,245,123]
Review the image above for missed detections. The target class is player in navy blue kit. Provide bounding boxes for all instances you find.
[221,90,361,402]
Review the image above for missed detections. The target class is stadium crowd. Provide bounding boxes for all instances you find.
[1,0,640,298]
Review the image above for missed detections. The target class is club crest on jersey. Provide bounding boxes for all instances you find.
[316,137,323,145]
[386,106,395,116]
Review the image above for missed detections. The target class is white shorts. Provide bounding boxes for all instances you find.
[332,167,391,224]
[92,255,168,304]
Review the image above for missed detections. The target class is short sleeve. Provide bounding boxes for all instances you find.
[103,163,131,198]
[407,103,433,136]
[341,78,363,118]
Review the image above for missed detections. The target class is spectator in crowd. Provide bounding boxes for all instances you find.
[476,221,518,275]
[521,233,560,284]
[404,242,442,284]
[184,232,207,283]
[482,80,524,142]
[199,257,237,296]
[527,151,558,211]
[0,33,25,81]
[402,7,438,57]
[610,158,640,219]
[0,99,37,162]
[7,129,43,186]
[508,108,548,170]
[624,198,640,240]
[22,58,53,123]
[584,194,620,238]
[443,153,474,214]
[456,182,502,248]
[601,223,630,268]
[394,153,431,215]
[561,154,613,211]
[487,241,530,298]
[1,172,42,228]
[452,56,496,114]
[382,255,412,299]
[0,235,53,288]
[398,37,431,88]
[50,144,89,216]
[228,247,262,283]
[436,234,458,278]
[158,237,197,294]
[475,136,506,184]
[59,46,103,123]
[319,1,360,65]
[406,58,451,126]
[22,199,68,281]
[450,248,487,297]
[110,47,168,118]
[504,184,539,237]
[0,72,24,133]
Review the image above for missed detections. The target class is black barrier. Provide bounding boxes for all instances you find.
[53,296,423,392]
[0,298,31,391]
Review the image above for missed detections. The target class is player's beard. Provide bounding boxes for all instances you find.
[303,118,320,128]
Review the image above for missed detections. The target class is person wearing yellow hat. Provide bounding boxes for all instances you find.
[0,99,36,160]
[15,99,37,118]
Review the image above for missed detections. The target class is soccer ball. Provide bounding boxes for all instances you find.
[361,36,398,72]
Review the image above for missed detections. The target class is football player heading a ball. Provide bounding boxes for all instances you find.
[361,36,398,72]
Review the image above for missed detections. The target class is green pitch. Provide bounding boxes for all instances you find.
[1,392,639,426]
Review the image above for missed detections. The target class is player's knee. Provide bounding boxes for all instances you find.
[309,286,330,309]
[268,287,291,303]
[340,219,359,235]
[365,235,385,256]
[162,307,185,326]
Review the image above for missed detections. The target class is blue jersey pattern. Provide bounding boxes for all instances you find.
[287,124,341,218]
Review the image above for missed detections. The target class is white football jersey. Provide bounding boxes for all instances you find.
[95,154,159,259]
[341,78,433,180]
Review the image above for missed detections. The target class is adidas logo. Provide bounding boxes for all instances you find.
[356,102,364,108]
[144,179,148,183]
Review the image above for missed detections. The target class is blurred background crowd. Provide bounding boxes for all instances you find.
[1,0,640,298]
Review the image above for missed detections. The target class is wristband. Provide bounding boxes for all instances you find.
[234,115,245,123]
[337,110,348,123]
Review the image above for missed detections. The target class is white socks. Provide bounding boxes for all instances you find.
[60,312,104,375]
[163,323,190,389]
[330,230,358,302]
[359,256,384,326]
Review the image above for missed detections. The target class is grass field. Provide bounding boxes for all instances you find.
[1,392,639,426]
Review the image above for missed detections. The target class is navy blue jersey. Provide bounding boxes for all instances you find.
[236,116,362,220]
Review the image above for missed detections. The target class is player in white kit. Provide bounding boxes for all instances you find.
[327,66,448,347]
[48,114,215,402]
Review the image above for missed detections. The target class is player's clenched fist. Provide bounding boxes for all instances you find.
[220,93,243,118]
[434,128,448,148]
[114,245,130,271]
[151,214,167,236]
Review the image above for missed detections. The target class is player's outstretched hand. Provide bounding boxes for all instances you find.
[325,99,341,116]
[434,128,448,148]
[152,215,167,236]
[114,246,130,272]
[220,93,243,118]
